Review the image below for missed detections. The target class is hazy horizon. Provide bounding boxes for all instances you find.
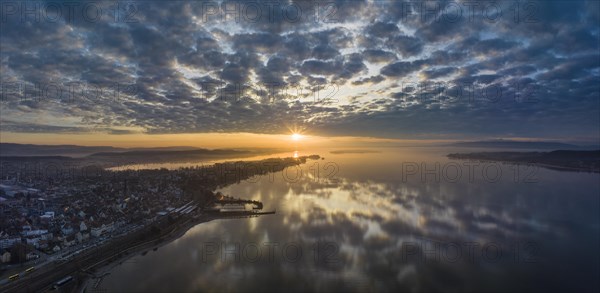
[1,135,599,150]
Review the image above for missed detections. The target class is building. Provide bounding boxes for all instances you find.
[79,221,87,232]
[76,231,90,243]
[61,224,74,236]
[0,236,21,249]
[23,229,48,237]
[26,252,39,260]
[63,235,76,247]
[90,221,114,237]
[1,250,11,263]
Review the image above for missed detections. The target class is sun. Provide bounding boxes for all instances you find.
[291,133,303,141]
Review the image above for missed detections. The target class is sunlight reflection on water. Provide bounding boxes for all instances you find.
[102,147,600,292]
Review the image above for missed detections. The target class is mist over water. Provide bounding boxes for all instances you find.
[102,147,600,292]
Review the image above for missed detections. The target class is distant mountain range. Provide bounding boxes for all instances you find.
[447,140,599,150]
[0,143,279,168]
[87,148,254,163]
[0,143,201,157]
[448,150,600,173]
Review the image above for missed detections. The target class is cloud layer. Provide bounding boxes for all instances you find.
[1,0,599,140]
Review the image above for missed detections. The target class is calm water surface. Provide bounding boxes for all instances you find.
[102,147,600,292]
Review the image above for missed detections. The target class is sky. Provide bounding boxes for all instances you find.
[1,0,599,148]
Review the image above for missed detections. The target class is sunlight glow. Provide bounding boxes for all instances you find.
[291,133,303,141]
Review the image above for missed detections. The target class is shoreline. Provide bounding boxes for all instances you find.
[79,215,213,292]
[78,210,274,292]
[0,155,305,293]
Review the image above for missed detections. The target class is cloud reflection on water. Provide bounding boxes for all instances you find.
[103,148,599,292]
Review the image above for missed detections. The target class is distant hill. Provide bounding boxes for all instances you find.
[0,143,279,168]
[448,150,600,173]
[87,148,253,163]
[0,143,200,157]
[330,149,381,154]
[447,140,589,150]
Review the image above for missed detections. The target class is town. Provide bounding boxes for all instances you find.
[0,155,319,291]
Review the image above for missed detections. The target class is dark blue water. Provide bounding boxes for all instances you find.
[102,147,600,292]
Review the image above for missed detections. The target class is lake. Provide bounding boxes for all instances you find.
[101,147,600,292]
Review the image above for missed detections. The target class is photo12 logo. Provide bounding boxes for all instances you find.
[396,1,540,24]
[199,241,341,265]
[0,1,541,25]
[0,81,138,103]
[199,1,339,24]
[1,1,139,24]
[396,81,540,105]
[400,240,540,264]
[197,81,340,104]
[401,161,539,183]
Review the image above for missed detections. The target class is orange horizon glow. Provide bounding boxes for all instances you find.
[0,131,462,149]
[3,131,576,149]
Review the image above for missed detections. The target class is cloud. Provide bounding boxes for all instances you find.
[362,49,398,64]
[421,67,457,79]
[0,0,598,141]
[380,60,425,77]
[352,75,385,86]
